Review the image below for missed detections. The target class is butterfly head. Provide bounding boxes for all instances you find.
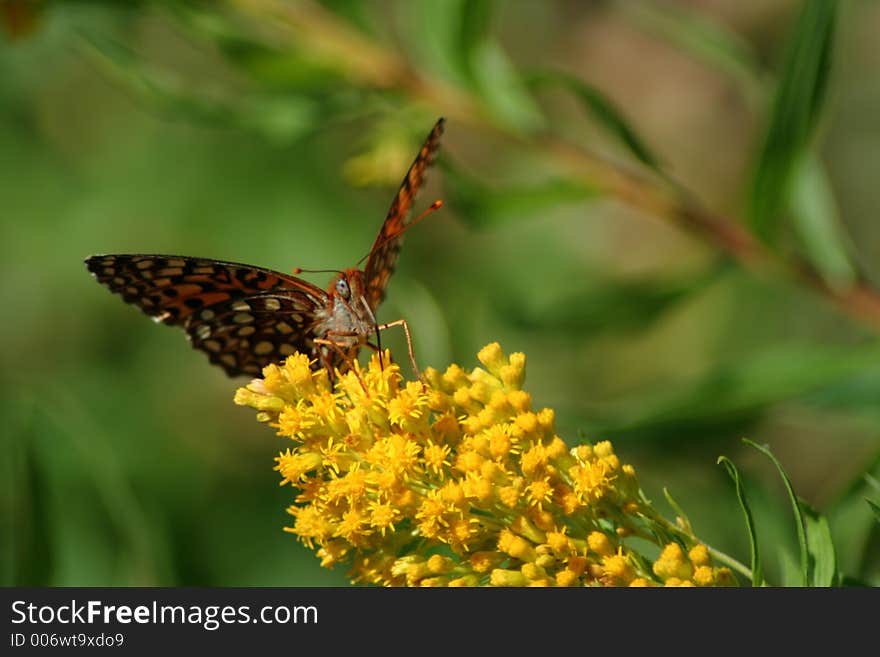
[328,268,363,299]
[327,268,373,317]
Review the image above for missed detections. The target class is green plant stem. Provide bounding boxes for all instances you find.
[228,0,880,333]
[705,546,754,582]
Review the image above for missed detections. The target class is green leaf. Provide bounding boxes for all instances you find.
[80,36,319,143]
[171,5,351,92]
[866,471,880,524]
[236,94,320,145]
[801,500,838,586]
[468,40,545,132]
[400,0,469,84]
[868,499,880,523]
[402,0,543,132]
[457,0,493,82]
[790,154,856,288]
[583,342,880,442]
[662,487,693,535]
[743,440,808,586]
[496,263,724,336]
[445,163,597,228]
[616,1,765,107]
[748,0,837,243]
[778,547,802,586]
[718,456,763,586]
[529,71,660,171]
[825,451,880,581]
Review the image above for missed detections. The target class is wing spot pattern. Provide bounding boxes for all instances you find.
[254,341,274,356]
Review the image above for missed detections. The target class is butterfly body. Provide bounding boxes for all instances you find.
[312,268,377,362]
[86,118,445,378]
[315,269,372,343]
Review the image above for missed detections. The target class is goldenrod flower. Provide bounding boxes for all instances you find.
[234,343,738,587]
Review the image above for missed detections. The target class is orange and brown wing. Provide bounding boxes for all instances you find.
[85,254,328,376]
[364,118,445,311]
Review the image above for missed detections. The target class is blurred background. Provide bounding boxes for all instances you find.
[2,0,879,586]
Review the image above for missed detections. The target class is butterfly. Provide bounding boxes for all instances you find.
[85,118,445,379]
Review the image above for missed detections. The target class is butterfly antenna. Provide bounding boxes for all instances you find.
[292,267,344,276]
[356,200,444,267]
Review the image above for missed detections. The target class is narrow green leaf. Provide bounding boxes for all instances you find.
[826,450,880,580]
[400,0,470,84]
[583,342,880,442]
[800,500,838,586]
[529,71,660,171]
[402,0,542,131]
[717,456,763,586]
[309,0,376,34]
[452,0,545,130]
[457,0,493,81]
[748,0,837,243]
[662,487,693,535]
[497,263,724,336]
[865,470,880,524]
[743,439,808,586]
[80,36,318,143]
[867,499,880,523]
[778,547,802,586]
[445,164,596,228]
[470,41,545,132]
[236,94,320,145]
[172,3,354,91]
[616,0,765,107]
[790,154,856,287]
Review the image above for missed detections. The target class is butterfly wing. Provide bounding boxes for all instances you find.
[85,254,328,376]
[363,118,445,311]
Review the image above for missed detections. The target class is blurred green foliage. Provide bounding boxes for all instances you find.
[2,0,879,586]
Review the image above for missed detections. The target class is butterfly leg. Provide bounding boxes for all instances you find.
[376,319,423,382]
[314,335,368,392]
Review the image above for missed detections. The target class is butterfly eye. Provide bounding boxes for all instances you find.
[335,278,351,300]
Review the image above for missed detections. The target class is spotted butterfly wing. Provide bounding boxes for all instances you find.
[85,254,328,376]
[363,118,445,311]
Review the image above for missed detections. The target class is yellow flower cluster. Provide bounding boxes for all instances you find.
[234,343,736,587]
